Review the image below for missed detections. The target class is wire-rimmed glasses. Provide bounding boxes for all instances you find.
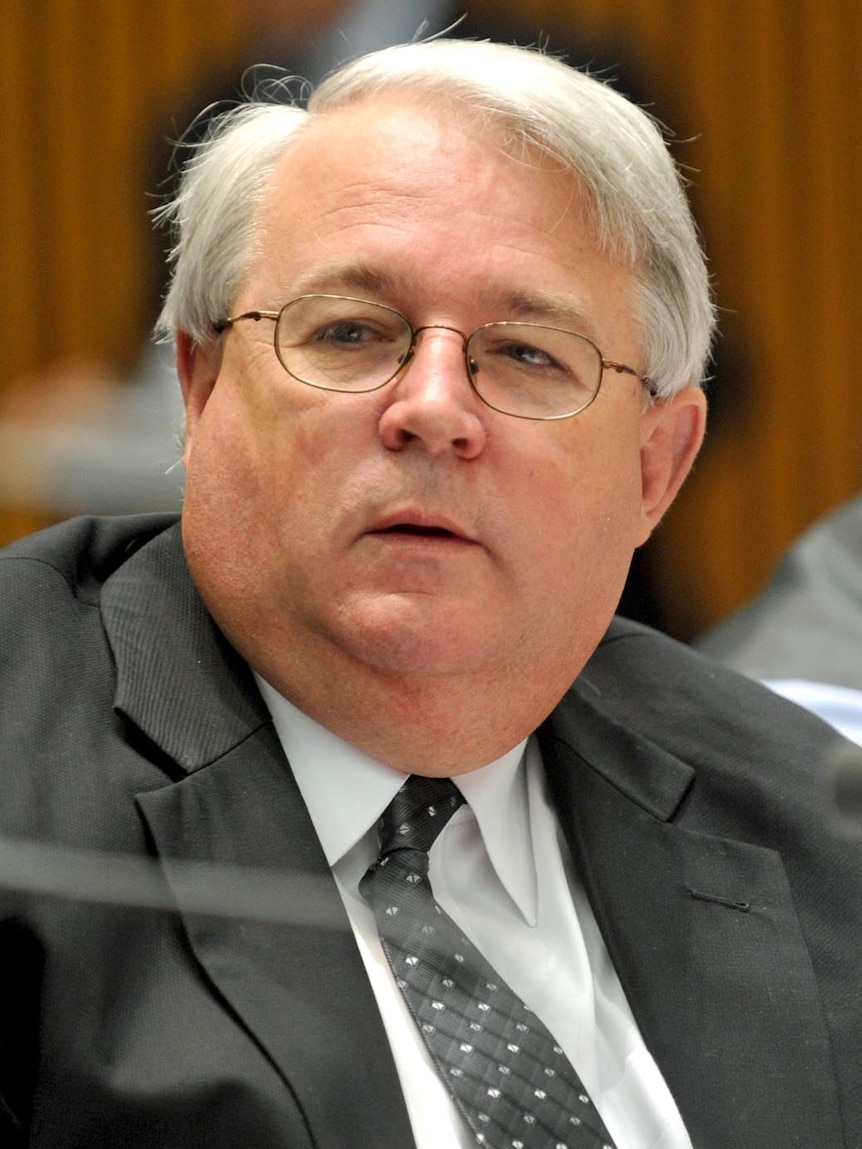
[214,294,657,421]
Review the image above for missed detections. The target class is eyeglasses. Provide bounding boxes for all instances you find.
[213,294,657,421]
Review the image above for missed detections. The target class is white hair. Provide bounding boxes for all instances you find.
[156,39,715,393]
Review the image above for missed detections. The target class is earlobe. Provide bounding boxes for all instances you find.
[638,386,707,542]
[176,331,223,463]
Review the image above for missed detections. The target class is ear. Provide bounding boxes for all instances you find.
[637,386,707,544]
[176,330,223,465]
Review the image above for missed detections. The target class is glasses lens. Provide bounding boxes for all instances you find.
[275,295,411,392]
[467,323,602,418]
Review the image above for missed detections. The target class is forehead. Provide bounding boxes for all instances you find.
[247,96,637,335]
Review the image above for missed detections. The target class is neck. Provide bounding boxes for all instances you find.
[253,650,566,776]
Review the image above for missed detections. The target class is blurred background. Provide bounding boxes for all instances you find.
[1,0,859,640]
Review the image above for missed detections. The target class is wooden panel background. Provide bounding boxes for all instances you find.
[1,0,859,637]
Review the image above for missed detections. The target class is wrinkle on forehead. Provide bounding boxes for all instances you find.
[263,94,596,239]
[242,95,635,346]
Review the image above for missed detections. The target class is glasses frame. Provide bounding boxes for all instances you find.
[213,294,659,421]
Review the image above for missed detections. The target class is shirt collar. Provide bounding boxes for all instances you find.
[254,674,537,923]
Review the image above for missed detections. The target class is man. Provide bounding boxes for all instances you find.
[0,39,858,1149]
[697,494,862,744]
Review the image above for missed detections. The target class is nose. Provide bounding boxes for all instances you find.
[377,325,487,459]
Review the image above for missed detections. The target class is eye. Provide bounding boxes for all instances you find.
[311,319,392,347]
[488,338,570,376]
[504,341,559,369]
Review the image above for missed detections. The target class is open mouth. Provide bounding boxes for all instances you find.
[367,511,474,544]
[379,524,456,538]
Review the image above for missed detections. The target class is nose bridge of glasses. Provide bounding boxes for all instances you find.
[411,323,469,349]
[405,323,475,378]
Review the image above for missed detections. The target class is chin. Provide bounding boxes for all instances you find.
[353,632,493,679]
[336,606,500,680]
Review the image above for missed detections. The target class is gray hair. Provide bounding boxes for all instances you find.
[156,39,715,394]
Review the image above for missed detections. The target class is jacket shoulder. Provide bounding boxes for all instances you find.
[0,513,180,602]
[584,615,843,754]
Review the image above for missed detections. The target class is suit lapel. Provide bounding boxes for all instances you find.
[102,524,416,1149]
[539,688,843,1147]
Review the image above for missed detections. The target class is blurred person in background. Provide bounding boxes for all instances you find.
[697,493,862,744]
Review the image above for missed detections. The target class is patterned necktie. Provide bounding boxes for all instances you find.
[359,774,617,1149]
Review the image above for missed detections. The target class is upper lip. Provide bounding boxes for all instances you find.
[366,509,477,542]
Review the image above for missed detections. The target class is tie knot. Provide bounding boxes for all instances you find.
[377,775,465,857]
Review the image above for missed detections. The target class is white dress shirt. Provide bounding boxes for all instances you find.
[255,676,692,1149]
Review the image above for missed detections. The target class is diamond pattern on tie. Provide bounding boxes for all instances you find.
[359,774,617,1149]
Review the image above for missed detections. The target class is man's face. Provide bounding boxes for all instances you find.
[179,97,704,758]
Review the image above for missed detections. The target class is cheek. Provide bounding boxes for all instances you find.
[181,388,319,646]
[183,383,296,595]
[186,392,266,513]
[527,430,646,597]
[187,377,322,505]
[183,381,379,584]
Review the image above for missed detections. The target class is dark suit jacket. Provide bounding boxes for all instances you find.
[1,515,859,1148]
[696,495,862,689]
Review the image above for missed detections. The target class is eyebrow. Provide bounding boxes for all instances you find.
[285,263,602,338]
[289,262,396,299]
[494,289,601,339]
